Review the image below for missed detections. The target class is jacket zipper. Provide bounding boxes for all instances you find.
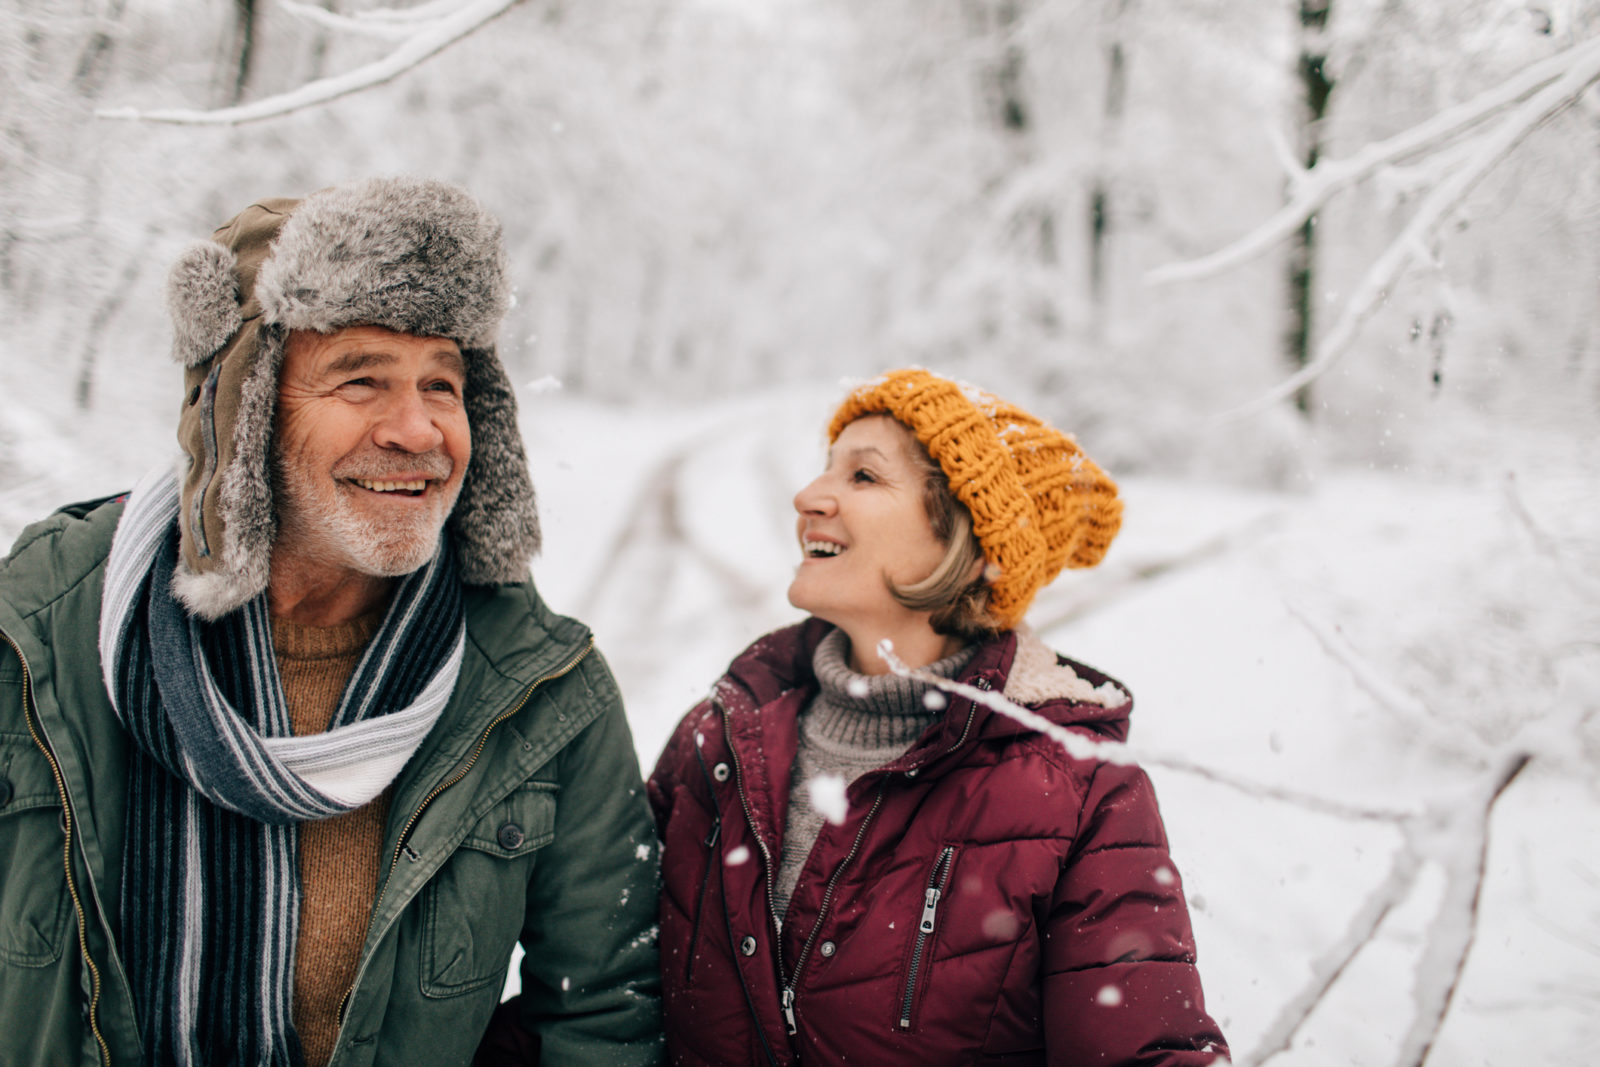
[717,675,988,1041]
[719,698,892,1039]
[2,630,112,1066]
[782,782,886,1035]
[338,636,594,1025]
[898,845,956,1029]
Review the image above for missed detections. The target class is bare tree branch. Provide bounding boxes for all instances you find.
[881,643,1413,824]
[1146,36,1600,285]
[96,0,524,126]
[1222,41,1600,418]
[1245,845,1424,1067]
[1399,752,1531,1067]
[278,0,415,40]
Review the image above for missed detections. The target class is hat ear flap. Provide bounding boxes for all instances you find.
[167,240,242,368]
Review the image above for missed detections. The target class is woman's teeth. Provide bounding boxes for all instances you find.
[803,540,843,558]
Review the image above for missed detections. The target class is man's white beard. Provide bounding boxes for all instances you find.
[273,450,462,579]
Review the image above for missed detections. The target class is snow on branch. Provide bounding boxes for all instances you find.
[878,640,1411,824]
[1223,39,1600,418]
[1146,36,1600,286]
[277,0,416,40]
[95,0,524,126]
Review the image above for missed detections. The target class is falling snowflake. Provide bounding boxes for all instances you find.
[1096,984,1123,1007]
[808,774,849,825]
[726,845,751,866]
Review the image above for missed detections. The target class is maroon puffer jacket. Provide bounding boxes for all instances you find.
[648,619,1228,1066]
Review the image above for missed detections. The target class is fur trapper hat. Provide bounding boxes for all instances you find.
[829,368,1121,630]
[167,175,539,619]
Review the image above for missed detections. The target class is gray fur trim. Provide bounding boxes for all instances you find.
[255,177,508,349]
[167,242,242,368]
[452,347,540,582]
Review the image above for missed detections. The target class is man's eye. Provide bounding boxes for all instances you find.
[342,377,374,389]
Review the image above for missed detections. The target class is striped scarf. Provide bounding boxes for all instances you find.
[99,465,465,1066]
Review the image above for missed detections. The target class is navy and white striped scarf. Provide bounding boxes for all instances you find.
[99,466,465,1066]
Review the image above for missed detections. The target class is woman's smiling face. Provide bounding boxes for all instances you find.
[787,415,949,644]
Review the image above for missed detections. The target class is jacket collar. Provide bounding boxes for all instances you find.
[715,619,1135,780]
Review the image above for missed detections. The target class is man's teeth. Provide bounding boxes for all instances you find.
[803,540,844,557]
[355,479,427,493]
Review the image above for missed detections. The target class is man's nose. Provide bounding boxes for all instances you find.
[372,388,446,453]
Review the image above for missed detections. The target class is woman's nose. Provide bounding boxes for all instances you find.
[792,474,835,516]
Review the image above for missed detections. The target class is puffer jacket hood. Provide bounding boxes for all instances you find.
[715,619,1134,766]
[166,175,540,620]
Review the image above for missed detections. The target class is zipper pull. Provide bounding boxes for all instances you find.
[781,986,798,1035]
[919,887,942,934]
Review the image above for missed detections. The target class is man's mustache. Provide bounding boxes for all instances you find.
[331,450,456,482]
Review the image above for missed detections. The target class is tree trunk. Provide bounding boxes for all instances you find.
[1287,0,1334,414]
[226,0,258,104]
[1088,0,1134,342]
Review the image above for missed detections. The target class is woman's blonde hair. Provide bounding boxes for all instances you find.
[884,426,1003,639]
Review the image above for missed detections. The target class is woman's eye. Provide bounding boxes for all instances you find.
[851,468,876,484]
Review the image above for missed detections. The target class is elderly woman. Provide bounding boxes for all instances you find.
[647,369,1228,1066]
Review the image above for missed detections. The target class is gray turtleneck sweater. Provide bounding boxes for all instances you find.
[773,628,977,920]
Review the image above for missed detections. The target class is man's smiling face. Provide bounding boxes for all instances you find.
[272,324,471,586]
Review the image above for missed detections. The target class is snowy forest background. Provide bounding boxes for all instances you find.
[3,0,1598,1063]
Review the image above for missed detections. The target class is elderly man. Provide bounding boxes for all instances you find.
[0,177,663,1065]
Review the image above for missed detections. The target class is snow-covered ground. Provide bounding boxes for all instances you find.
[2,381,1594,1066]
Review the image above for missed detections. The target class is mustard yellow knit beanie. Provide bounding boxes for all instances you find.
[828,368,1122,630]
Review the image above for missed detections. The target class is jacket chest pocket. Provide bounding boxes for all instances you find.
[897,844,961,1033]
[419,780,558,998]
[0,731,72,967]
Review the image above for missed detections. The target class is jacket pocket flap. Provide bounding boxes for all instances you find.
[461,781,558,858]
[0,731,62,818]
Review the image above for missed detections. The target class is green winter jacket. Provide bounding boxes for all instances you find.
[0,496,665,1066]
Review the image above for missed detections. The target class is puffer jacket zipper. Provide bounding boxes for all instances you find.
[2,630,111,1066]
[898,844,957,1030]
[720,695,890,1040]
[338,636,594,1028]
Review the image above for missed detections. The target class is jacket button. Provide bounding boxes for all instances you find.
[712,763,731,782]
[497,822,525,849]
[739,936,757,957]
[0,776,11,809]
[819,940,836,958]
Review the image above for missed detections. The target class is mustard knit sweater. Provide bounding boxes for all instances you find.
[272,612,391,1067]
